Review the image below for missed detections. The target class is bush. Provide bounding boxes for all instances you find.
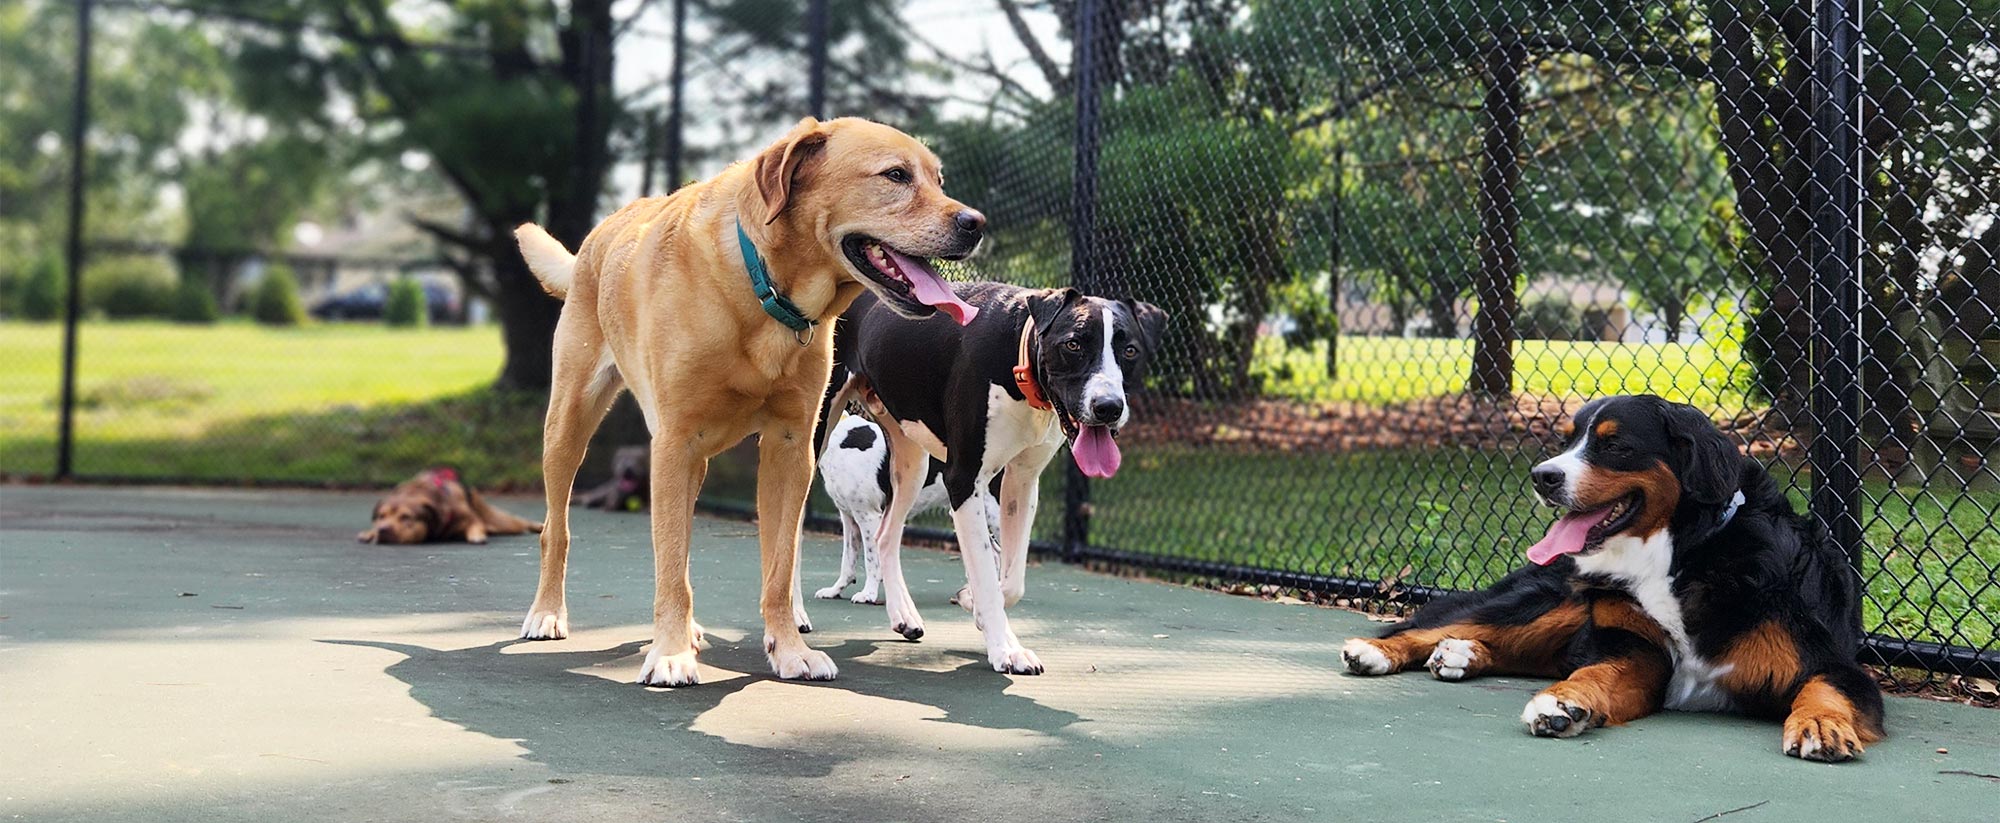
[252,264,307,326]
[86,256,178,319]
[384,276,428,328]
[170,278,220,324]
[20,256,64,321]
[1516,295,1586,341]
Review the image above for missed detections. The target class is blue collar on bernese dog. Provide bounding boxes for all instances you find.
[1342,395,1886,763]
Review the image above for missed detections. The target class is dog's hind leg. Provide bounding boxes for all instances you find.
[851,510,885,604]
[871,425,931,639]
[469,488,543,536]
[816,511,861,599]
[522,316,623,641]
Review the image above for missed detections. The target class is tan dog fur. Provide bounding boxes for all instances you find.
[512,117,982,686]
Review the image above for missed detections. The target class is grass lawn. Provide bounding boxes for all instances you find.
[0,320,510,482]
[1,320,1987,652]
[1089,444,1998,652]
[1251,335,1751,410]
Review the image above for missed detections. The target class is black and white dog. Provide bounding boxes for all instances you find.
[819,283,1166,673]
[811,414,1001,606]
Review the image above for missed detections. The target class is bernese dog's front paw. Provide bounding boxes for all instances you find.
[1522,693,1596,738]
[1426,638,1485,681]
[1783,712,1866,762]
[1341,638,1394,675]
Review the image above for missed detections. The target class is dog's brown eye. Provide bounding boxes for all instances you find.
[1063,340,1083,353]
[1122,344,1138,360]
[881,167,911,184]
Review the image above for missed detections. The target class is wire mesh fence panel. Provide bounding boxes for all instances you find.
[840,0,1998,678]
[15,0,1995,677]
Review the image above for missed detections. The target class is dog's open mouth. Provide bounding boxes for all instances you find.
[841,235,978,325]
[1526,493,1639,565]
[1048,398,1123,478]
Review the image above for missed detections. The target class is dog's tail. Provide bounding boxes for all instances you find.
[514,223,577,299]
[814,372,868,457]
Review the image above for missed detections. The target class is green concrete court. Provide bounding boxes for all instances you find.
[2,485,1995,822]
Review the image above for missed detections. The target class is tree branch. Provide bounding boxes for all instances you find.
[1520,34,1709,81]
[995,0,1066,94]
[406,214,492,254]
[1290,60,1461,134]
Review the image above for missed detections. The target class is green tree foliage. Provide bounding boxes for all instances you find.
[170,277,221,324]
[384,276,428,328]
[19,255,64,321]
[251,264,307,327]
[0,2,213,266]
[225,0,629,388]
[84,255,178,319]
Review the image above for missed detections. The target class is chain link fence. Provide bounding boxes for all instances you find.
[9,0,1995,680]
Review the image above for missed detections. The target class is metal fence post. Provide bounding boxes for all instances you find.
[806,0,829,118]
[56,0,92,481]
[1808,0,1864,636]
[1064,0,1104,561]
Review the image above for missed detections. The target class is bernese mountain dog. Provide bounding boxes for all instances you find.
[1341,395,1885,762]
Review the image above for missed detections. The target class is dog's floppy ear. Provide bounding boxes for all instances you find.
[1659,398,1739,506]
[1122,299,1168,353]
[1027,287,1080,329]
[754,117,830,225]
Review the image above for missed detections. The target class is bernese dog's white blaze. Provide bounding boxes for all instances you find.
[1342,395,1886,762]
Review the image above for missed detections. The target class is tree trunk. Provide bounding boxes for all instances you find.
[490,243,564,391]
[1467,29,1526,397]
[1424,285,1456,339]
[1711,3,1815,426]
[485,0,614,392]
[1661,296,1686,343]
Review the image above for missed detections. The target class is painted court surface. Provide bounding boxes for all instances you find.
[2,485,1994,822]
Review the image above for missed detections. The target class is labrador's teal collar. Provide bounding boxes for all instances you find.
[736,219,816,344]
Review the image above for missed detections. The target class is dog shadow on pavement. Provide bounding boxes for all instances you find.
[320,634,1083,780]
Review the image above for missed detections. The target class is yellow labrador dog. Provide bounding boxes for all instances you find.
[513,117,984,686]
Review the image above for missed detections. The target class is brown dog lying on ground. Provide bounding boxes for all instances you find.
[512,116,985,687]
[571,446,650,511]
[359,468,543,545]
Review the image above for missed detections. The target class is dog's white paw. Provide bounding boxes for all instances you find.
[520,607,569,640]
[814,584,846,600]
[765,642,838,681]
[794,606,813,635]
[951,585,975,612]
[851,585,883,605]
[1340,638,1392,675]
[1426,638,1479,681]
[1522,693,1594,738]
[638,647,700,687]
[988,643,1044,675]
[886,595,925,641]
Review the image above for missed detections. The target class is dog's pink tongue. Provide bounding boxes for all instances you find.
[1072,425,1121,478]
[886,249,979,325]
[1526,509,1613,565]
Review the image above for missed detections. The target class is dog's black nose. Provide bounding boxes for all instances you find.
[1531,466,1565,497]
[954,209,985,237]
[1090,396,1125,423]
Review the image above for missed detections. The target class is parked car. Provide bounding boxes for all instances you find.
[310,279,464,324]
